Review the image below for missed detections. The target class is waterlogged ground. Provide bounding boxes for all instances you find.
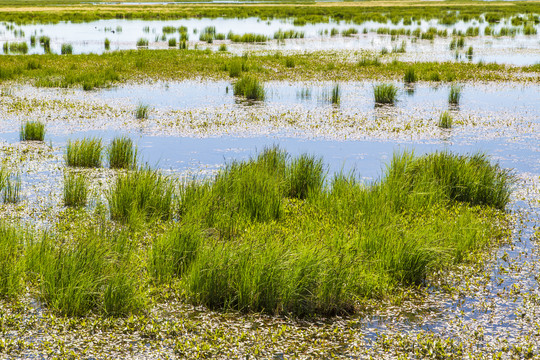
[1,17,540,65]
[0,77,539,357]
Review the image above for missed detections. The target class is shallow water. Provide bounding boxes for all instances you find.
[1,17,539,65]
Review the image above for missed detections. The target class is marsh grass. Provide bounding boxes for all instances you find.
[403,67,417,83]
[135,103,149,119]
[104,38,110,50]
[0,223,25,297]
[20,120,45,141]
[108,136,137,169]
[438,111,453,129]
[61,43,73,55]
[66,138,103,168]
[176,148,514,315]
[330,83,340,105]
[31,229,146,316]
[63,172,89,208]
[374,83,398,105]
[233,75,265,101]
[168,38,177,47]
[3,175,21,204]
[448,84,462,105]
[108,167,174,223]
[136,38,149,47]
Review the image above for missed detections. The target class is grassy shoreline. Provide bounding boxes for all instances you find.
[0,50,536,90]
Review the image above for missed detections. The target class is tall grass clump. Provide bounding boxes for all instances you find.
[374,83,398,105]
[20,120,45,141]
[448,84,462,105]
[32,229,145,316]
[150,225,203,283]
[233,75,265,101]
[104,38,110,50]
[330,83,340,105]
[108,167,174,223]
[66,138,103,168]
[3,175,21,204]
[227,59,246,77]
[286,154,324,200]
[0,223,25,298]
[136,38,149,47]
[135,103,149,119]
[403,67,417,84]
[438,111,453,129]
[63,172,89,207]
[61,43,73,55]
[108,136,137,169]
[168,38,177,47]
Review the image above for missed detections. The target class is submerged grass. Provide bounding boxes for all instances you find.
[66,138,103,168]
[20,120,45,141]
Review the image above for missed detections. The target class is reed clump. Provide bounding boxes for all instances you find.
[233,75,265,101]
[374,83,398,104]
[66,138,103,168]
[438,111,453,129]
[108,167,174,223]
[403,67,417,83]
[20,120,45,141]
[63,172,89,207]
[108,136,137,169]
[449,84,462,105]
[135,103,149,119]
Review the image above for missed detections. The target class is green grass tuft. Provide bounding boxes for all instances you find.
[63,172,89,208]
[135,103,149,119]
[438,111,453,129]
[108,136,137,169]
[20,120,45,141]
[403,67,417,83]
[374,83,398,104]
[66,138,103,168]
[233,75,265,101]
[108,167,174,223]
[448,84,462,105]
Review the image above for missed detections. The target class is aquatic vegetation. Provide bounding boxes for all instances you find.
[330,83,340,105]
[403,67,417,84]
[227,32,268,43]
[63,172,88,207]
[108,136,137,169]
[66,138,103,168]
[0,223,25,297]
[449,84,462,105]
[233,75,265,101]
[438,111,453,129]
[168,38,177,47]
[135,103,149,119]
[3,175,21,204]
[374,83,398,105]
[60,43,73,55]
[285,57,295,68]
[218,44,227,52]
[104,37,110,50]
[39,36,50,53]
[174,149,513,314]
[108,167,174,223]
[274,29,304,40]
[31,228,146,316]
[136,38,149,47]
[3,42,28,54]
[20,120,45,141]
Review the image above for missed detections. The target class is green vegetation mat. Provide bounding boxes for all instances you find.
[0,51,537,90]
[0,148,514,317]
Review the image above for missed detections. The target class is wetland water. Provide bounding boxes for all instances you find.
[1,17,540,64]
[0,78,539,357]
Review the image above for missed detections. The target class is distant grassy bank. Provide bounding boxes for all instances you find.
[0,1,539,24]
[0,50,536,90]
